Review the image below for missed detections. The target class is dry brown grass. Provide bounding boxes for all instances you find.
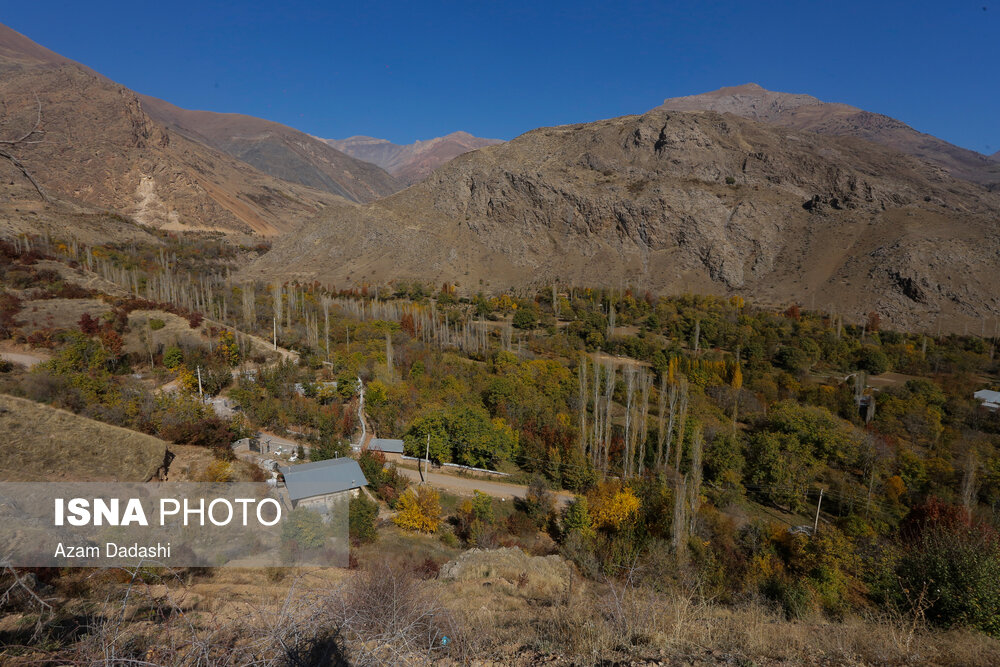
[15,297,109,333]
[3,544,1000,665]
[0,393,169,481]
[124,309,211,358]
[443,555,1000,666]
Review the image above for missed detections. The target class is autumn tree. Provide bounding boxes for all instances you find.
[393,486,441,533]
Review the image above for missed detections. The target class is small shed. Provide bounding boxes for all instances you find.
[279,458,369,509]
[367,438,405,455]
[974,389,1000,412]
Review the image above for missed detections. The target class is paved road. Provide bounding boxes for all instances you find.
[396,465,572,506]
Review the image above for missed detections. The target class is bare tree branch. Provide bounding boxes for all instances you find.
[0,91,49,202]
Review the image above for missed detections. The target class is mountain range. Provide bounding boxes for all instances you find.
[2,22,998,330]
[325,132,503,185]
[137,95,403,202]
[246,104,1000,330]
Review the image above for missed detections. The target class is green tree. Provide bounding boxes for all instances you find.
[512,307,538,330]
[562,496,595,540]
[349,493,379,543]
[858,347,890,375]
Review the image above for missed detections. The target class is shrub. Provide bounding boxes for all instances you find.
[512,307,538,330]
[349,493,379,543]
[588,482,641,532]
[393,486,441,533]
[203,460,234,482]
[163,346,183,369]
[518,476,555,528]
[148,318,166,331]
[282,507,328,551]
[78,312,100,335]
[562,496,595,540]
[858,346,890,375]
[897,498,1000,636]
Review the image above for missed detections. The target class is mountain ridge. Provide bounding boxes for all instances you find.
[245,108,1000,332]
[325,131,503,185]
[138,95,402,203]
[0,23,362,238]
[659,83,1000,188]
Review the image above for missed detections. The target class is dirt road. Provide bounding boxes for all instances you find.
[396,466,573,506]
[0,350,47,368]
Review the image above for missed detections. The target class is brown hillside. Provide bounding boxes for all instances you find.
[660,83,1000,189]
[0,393,169,482]
[140,95,402,202]
[246,109,1000,332]
[0,23,342,237]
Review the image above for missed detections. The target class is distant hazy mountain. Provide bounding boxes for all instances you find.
[659,83,1000,189]
[0,22,344,237]
[326,132,503,185]
[140,96,402,203]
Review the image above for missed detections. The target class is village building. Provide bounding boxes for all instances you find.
[279,458,368,511]
[974,389,1000,412]
[356,437,406,459]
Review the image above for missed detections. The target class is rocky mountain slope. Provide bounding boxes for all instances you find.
[140,96,402,202]
[326,131,503,185]
[0,23,343,237]
[246,109,1000,331]
[659,84,1000,189]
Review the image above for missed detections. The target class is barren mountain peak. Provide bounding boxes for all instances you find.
[661,84,999,187]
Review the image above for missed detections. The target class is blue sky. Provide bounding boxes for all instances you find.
[4,1,997,152]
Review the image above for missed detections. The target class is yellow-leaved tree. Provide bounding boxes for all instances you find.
[393,486,442,533]
[589,482,641,531]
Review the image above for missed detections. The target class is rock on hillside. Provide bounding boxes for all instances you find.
[245,109,1000,332]
[659,84,1000,189]
[440,547,570,597]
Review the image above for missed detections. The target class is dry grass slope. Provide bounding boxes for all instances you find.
[0,393,168,481]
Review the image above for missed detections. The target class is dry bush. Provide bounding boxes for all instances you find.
[333,558,458,665]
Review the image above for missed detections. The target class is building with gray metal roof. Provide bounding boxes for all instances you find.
[366,438,406,454]
[279,457,368,506]
[974,389,1000,411]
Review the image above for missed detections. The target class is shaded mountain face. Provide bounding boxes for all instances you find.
[326,132,503,185]
[139,96,402,203]
[246,109,1000,332]
[0,23,341,237]
[660,84,1000,189]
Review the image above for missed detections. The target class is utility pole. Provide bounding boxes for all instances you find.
[813,488,824,536]
[421,433,430,484]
